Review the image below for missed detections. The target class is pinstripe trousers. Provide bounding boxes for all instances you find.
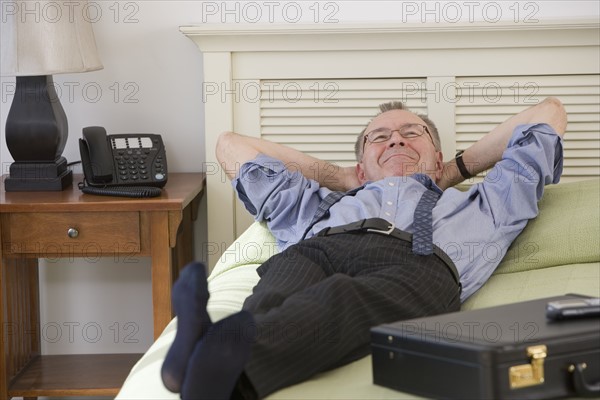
[240,231,462,398]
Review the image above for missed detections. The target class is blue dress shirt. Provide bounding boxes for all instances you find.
[233,123,564,301]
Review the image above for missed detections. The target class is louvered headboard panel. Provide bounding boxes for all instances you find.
[454,74,600,180]
[181,21,600,266]
[260,78,429,166]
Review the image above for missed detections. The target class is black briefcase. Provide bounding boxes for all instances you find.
[371,295,600,399]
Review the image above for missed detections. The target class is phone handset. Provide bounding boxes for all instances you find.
[80,126,114,183]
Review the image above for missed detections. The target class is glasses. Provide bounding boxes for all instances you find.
[363,124,434,151]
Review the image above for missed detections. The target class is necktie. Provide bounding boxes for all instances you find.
[311,191,345,225]
[412,188,441,256]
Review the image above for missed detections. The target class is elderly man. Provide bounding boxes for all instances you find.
[162,97,567,400]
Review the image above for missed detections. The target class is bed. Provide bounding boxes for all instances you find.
[118,20,599,399]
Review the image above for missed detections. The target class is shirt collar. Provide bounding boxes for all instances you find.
[410,173,444,195]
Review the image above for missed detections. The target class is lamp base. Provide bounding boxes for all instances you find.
[4,157,73,191]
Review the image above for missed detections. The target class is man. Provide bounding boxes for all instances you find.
[161,97,567,399]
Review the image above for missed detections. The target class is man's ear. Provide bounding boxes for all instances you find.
[356,163,367,185]
[434,151,444,182]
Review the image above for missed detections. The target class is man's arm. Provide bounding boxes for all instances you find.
[217,97,566,191]
[437,97,567,189]
[216,131,359,191]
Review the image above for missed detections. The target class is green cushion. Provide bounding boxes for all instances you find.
[496,179,600,274]
[208,220,276,280]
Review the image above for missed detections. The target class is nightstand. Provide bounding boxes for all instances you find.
[0,173,205,399]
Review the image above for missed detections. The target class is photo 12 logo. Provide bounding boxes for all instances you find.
[399,320,540,344]
[200,1,340,23]
[3,321,141,344]
[398,80,540,104]
[400,1,540,23]
[1,80,140,105]
[1,1,140,24]
[202,81,339,104]
[40,321,140,344]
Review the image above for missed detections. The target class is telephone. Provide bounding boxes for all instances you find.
[79,126,168,197]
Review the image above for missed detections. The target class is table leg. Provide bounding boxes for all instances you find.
[0,256,40,400]
[148,193,201,340]
[171,204,195,283]
[149,211,173,340]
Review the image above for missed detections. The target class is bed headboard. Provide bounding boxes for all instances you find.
[181,20,600,266]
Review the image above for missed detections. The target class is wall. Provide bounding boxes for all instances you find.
[1,0,598,358]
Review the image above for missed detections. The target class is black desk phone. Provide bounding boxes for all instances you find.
[79,126,168,197]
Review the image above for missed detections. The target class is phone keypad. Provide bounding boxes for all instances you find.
[114,146,167,183]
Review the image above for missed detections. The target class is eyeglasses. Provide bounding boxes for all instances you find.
[363,124,434,151]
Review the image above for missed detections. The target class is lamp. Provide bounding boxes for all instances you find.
[1,0,103,191]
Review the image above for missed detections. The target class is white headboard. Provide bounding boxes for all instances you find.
[181,21,600,266]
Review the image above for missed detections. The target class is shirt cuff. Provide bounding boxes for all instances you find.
[232,154,294,218]
[508,123,564,184]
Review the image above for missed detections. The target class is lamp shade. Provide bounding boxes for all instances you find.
[1,0,103,76]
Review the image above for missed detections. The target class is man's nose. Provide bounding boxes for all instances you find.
[388,130,406,147]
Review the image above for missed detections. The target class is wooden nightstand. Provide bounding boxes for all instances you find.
[0,173,205,399]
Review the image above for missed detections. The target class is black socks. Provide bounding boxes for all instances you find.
[161,262,257,399]
[161,262,212,393]
[182,310,256,400]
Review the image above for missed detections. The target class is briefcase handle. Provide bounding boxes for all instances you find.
[571,363,600,398]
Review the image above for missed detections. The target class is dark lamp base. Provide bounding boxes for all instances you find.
[4,157,73,191]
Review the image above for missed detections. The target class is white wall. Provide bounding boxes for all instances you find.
[1,0,598,358]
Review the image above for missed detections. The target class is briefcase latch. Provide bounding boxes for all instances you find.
[509,345,547,389]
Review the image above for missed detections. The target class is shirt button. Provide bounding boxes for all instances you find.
[386,201,393,206]
[388,182,395,186]
[385,212,391,216]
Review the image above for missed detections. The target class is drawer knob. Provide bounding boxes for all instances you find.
[67,228,79,238]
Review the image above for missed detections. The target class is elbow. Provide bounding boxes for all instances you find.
[215,131,235,164]
[216,131,257,180]
[542,97,568,137]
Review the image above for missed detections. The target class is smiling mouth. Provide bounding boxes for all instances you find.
[383,153,415,163]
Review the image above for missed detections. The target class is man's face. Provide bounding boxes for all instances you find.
[356,110,444,184]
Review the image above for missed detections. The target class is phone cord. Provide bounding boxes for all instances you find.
[78,182,162,198]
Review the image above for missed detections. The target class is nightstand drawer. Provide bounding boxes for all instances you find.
[6,212,140,255]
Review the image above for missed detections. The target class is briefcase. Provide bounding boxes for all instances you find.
[371,295,600,399]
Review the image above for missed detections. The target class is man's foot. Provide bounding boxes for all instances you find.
[182,310,256,400]
[161,262,212,393]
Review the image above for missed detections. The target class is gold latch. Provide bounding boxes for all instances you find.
[509,345,547,389]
